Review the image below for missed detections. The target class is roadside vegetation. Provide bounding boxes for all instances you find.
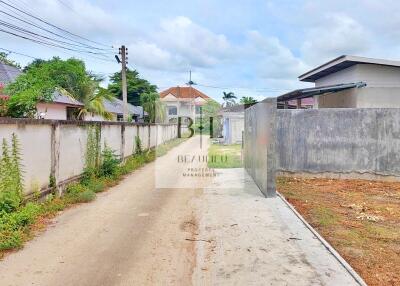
[0,134,186,257]
[277,176,400,286]
[208,142,242,168]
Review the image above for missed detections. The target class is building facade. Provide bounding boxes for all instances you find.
[159,86,210,123]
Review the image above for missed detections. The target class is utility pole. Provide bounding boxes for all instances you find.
[187,70,195,124]
[119,45,128,121]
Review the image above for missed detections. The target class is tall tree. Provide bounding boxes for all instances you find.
[5,57,112,118]
[108,69,157,106]
[140,92,166,123]
[222,91,237,107]
[240,96,257,105]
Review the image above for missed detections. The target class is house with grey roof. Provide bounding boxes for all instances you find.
[36,91,85,120]
[278,55,400,108]
[85,97,145,122]
[0,62,22,100]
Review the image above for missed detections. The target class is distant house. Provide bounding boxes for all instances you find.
[159,86,210,123]
[86,97,145,122]
[278,55,400,108]
[36,91,84,120]
[0,62,22,100]
[220,105,245,144]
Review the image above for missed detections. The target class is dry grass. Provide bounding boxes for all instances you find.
[277,176,400,286]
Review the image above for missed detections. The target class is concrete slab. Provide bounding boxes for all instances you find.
[192,168,362,285]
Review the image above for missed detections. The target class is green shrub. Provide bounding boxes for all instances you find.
[12,203,41,227]
[0,230,22,250]
[99,145,120,178]
[74,190,96,203]
[0,135,24,213]
[66,182,88,195]
[135,136,142,154]
[83,177,106,193]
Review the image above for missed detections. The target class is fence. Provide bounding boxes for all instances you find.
[0,119,178,195]
[277,108,400,181]
[244,98,277,197]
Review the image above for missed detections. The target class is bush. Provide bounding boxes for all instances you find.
[99,145,120,178]
[135,136,142,154]
[65,183,96,203]
[83,177,106,193]
[0,230,22,250]
[0,191,21,213]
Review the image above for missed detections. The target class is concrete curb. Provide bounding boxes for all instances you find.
[276,192,368,286]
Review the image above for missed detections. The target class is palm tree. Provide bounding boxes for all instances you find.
[58,77,114,120]
[240,96,257,105]
[140,92,166,123]
[222,91,237,107]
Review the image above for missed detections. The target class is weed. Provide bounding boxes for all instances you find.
[313,206,339,227]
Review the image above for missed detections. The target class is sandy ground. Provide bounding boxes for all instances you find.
[0,136,361,285]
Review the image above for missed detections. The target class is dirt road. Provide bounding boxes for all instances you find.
[0,136,206,286]
[0,136,361,286]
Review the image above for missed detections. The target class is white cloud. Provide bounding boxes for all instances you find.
[245,31,309,80]
[157,16,231,67]
[301,13,369,65]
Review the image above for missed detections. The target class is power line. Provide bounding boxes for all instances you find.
[0,28,116,63]
[0,47,36,59]
[0,8,113,53]
[0,0,114,49]
[0,19,111,55]
[195,83,293,92]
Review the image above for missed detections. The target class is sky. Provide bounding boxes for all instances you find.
[2,0,400,103]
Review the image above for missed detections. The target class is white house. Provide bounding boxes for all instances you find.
[160,86,210,123]
[220,105,245,144]
[37,92,144,122]
[36,91,84,120]
[278,55,400,108]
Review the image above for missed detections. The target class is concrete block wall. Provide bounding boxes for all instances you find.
[0,119,178,195]
[277,108,400,180]
[244,98,277,197]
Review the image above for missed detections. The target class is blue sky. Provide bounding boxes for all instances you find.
[2,0,400,102]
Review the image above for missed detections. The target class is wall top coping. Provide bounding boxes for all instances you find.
[0,117,177,127]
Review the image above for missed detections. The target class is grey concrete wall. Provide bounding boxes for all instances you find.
[244,98,276,197]
[277,108,400,179]
[0,119,178,195]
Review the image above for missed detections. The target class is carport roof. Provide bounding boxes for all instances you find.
[277,82,366,102]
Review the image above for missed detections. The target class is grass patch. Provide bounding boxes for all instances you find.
[0,136,186,256]
[207,143,242,168]
[312,206,339,227]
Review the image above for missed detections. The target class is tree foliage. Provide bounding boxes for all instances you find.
[222,91,237,107]
[140,92,166,123]
[5,57,113,118]
[240,96,258,105]
[108,69,157,106]
[0,52,21,69]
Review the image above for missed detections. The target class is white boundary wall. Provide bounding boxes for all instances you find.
[0,119,177,195]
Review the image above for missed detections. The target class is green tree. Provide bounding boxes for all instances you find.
[197,99,222,136]
[222,91,237,107]
[240,96,257,105]
[108,69,157,106]
[0,52,21,69]
[140,92,166,123]
[5,57,112,118]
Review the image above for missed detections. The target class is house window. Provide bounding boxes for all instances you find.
[195,105,202,114]
[168,106,177,115]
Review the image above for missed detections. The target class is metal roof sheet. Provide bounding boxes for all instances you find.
[0,62,22,84]
[277,82,366,102]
